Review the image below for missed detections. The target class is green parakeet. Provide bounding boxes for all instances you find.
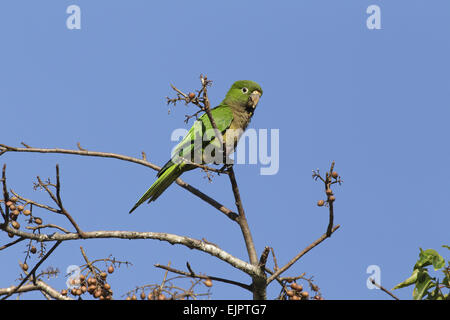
[129,80,263,213]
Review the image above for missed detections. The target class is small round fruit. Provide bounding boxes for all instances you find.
[108,265,114,274]
[314,295,321,300]
[104,283,111,290]
[22,263,29,271]
[94,289,102,298]
[140,292,146,300]
[317,200,325,207]
[301,291,309,299]
[188,92,196,100]
[81,286,87,293]
[158,294,166,300]
[11,210,20,217]
[17,205,24,211]
[76,288,82,296]
[6,201,13,207]
[326,189,333,196]
[30,246,37,254]
[204,279,213,287]
[61,289,68,296]
[291,283,303,292]
[11,221,20,230]
[147,293,153,300]
[23,209,31,216]
[131,294,137,300]
[286,290,295,297]
[8,232,14,238]
[328,196,336,202]
[331,171,339,179]
[88,285,96,294]
[79,274,85,282]
[100,272,107,279]
[34,218,42,225]
[10,197,18,203]
[71,288,78,296]
[292,295,301,300]
[9,204,16,211]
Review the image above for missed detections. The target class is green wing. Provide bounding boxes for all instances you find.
[158,104,233,176]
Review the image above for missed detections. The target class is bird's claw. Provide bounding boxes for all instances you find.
[218,163,234,174]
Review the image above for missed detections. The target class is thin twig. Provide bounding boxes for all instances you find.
[267,225,340,285]
[0,237,25,251]
[80,246,96,275]
[76,142,86,151]
[10,190,59,213]
[54,165,86,237]
[159,262,171,293]
[325,161,335,237]
[370,278,400,300]
[175,178,238,221]
[271,248,279,272]
[179,157,227,174]
[26,224,70,234]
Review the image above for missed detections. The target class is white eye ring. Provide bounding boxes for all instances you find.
[242,87,248,94]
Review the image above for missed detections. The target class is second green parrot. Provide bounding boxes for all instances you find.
[129,80,263,213]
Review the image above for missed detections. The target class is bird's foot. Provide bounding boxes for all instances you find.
[218,162,234,174]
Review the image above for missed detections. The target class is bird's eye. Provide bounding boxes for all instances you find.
[242,87,248,94]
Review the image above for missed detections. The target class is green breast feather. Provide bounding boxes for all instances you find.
[158,104,233,175]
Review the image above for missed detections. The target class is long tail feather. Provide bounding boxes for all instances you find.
[129,163,184,214]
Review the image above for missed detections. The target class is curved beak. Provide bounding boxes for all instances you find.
[249,90,261,108]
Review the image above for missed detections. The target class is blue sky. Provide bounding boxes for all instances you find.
[1,0,449,300]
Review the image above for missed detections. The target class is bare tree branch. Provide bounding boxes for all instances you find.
[227,167,258,266]
[3,226,262,278]
[35,165,86,238]
[154,263,252,291]
[0,280,72,300]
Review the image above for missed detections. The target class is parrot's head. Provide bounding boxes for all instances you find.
[223,80,263,113]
